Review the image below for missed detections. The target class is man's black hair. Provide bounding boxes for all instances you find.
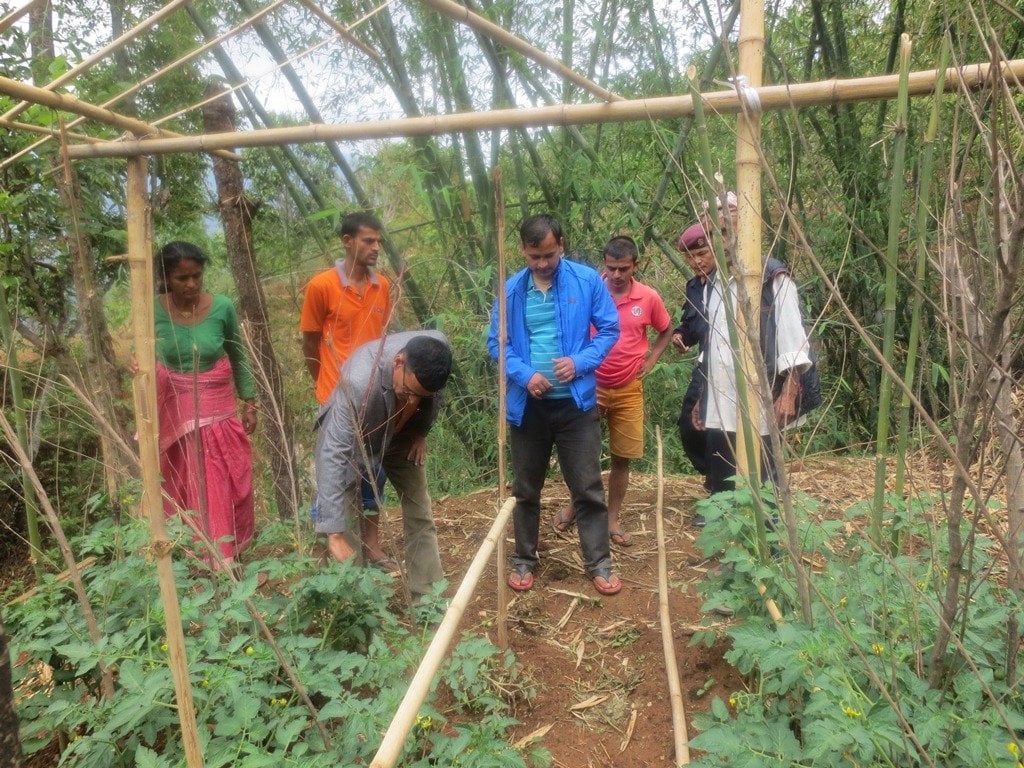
[403,336,453,393]
[155,241,209,292]
[338,211,384,239]
[604,235,639,262]
[519,213,563,247]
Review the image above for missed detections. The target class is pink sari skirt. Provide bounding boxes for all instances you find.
[157,357,254,558]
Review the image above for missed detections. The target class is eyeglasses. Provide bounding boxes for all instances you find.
[395,365,433,401]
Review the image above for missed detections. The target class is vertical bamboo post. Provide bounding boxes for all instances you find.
[732,0,765,488]
[493,165,509,650]
[872,35,913,547]
[125,156,204,768]
[655,428,690,765]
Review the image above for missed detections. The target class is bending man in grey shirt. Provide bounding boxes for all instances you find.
[315,330,453,599]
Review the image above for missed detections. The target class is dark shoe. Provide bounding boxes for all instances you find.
[507,563,534,592]
[692,514,706,529]
[591,567,622,596]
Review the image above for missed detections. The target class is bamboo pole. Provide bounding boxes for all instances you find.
[125,157,204,768]
[297,0,384,62]
[369,496,517,768]
[655,429,690,765]
[493,165,509,651]
[1,0,194,122]
[414,0,622,103]
[0,0,42,34]
[0,75,240,164]
[1,0,291,172]
[870,35,912,547]
[0,282,43,581]
[732,0,765,492]
[54,60,1024,159]
[894,37,948,543]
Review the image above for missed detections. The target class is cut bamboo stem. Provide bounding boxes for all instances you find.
[125,156,204,768]
[655,428,690,765]
[369,496,516,768]
[52,60,1024,159]
[0,0,42,34]
[493,165,509,650]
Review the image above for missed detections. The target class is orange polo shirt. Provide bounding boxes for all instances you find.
[300,263,393,404]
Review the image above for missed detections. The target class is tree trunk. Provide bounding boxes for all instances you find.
[202,84,302,521]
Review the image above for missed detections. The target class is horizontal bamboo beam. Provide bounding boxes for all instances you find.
[0,0,42,34]
[415,0,623,103]
[54,59,1024,160]
[0,74,240,162]
[1,0,194,122]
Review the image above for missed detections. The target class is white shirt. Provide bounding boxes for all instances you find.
[704,271,812,434]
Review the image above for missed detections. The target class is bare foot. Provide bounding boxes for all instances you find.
[327,533,355,562]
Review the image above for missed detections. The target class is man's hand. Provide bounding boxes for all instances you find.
[527,373,552,398]
[773,373,802,427]
[691,400,704,431]
[552,357,576,383]
[672,332,693,353]
[241,403,258,435]
[407,434,428,465]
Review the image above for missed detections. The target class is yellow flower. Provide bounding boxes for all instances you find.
[728,696,738,708]
[841,706,862,718]
[838,596,848,607]
[1008,742,1020,756]
[871,643,885,655]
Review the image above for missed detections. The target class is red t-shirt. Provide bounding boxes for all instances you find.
[299,264,393,404]
[595,278,671,389]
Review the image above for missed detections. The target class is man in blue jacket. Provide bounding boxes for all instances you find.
[488,214,622,595]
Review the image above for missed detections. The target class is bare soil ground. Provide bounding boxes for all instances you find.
[394,456,878,768]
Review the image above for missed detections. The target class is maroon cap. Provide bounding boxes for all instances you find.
[677,222,711,253]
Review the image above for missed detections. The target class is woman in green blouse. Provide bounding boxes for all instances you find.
[154,241,256,568]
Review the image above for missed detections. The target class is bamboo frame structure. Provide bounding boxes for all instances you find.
[34,60,1023,159]
[0,74,240,162]
[1,0,194,122]
[493,165,510,651]
[368,496,517,768]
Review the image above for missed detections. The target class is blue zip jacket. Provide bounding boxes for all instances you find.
[488,257,620,426]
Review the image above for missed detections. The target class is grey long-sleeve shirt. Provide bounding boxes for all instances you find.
[315,330,448,531]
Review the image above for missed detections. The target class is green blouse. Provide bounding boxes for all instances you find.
[154,294,256,400]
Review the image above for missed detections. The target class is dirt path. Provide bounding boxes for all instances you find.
[418,473,745,767]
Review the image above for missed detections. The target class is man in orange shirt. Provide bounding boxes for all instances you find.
[300,211,394,565]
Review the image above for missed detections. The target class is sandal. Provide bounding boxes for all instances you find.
[550,509,576,534]
[368,556,401,575]
[507,563,535,592]
[609,529,634,547]
[591,567,622,596]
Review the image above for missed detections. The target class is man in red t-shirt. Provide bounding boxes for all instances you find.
[300,211,394,565]
[552,236,672,545]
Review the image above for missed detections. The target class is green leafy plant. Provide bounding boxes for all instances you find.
[10,518,548,766]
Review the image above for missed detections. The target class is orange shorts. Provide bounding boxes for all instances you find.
[597,378,645,459]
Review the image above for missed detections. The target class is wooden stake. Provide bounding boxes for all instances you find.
[493,165,509,651]
[656,428,690,765]
[53,60,1024,159]
[369,496,516,768]
[126,157,204,768]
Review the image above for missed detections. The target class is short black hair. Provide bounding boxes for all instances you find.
[338,211,384,239]
[519,214,563,248]
[604,235,638,262]
[156,241,209,292]
[403,336,453,393]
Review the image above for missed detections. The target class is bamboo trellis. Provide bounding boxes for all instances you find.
[3,0,1023,764]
